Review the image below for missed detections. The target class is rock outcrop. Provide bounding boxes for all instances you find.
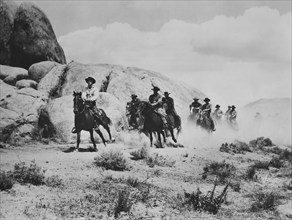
[15,79,38,89]
[7,2,66,69]
[0,0,18,65]
[0,65,28,85]
[28,61,60,82]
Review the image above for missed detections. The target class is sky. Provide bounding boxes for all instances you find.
[17,0,292,108]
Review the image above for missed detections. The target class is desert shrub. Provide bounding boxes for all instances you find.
[220,141,251,154]
[230,181,241,192]
[249,191,282,212]
[249,137,274,150]
[279,149,292,162]
[130,147,149,160]
[12,161,45,185]
[126,176,141,188]
[246,166,256,180]
[269,156,284,169]
[113,187,133,218]
[94,151,129,171]
[252,160,270,170]
[203,161,236,183]
[45,175,63,187]
[182,180,230,214]
[0,171,14,190]
[146,153,175,168]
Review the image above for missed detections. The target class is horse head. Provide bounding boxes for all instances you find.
[73,91,84,114]
[136,101,151,117]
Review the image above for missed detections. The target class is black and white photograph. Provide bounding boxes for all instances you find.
[0,0,291,219]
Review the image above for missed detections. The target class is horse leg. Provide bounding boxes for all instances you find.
[169,129,177,143]
[89,129,97,151]
[162,131,166,143]
[157,132,163,148]
[102,124,113,142]
[76,130,81,151]
[149,132,153,147]
[95,127,107,146]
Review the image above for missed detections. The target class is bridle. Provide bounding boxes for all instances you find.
[73,95,86,114]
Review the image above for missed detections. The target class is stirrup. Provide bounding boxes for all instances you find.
[71,127,77,134]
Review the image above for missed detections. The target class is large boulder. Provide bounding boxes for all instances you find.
[0,79,16,100]
[45,93,126,143]
[0,0,18,65]
[0,107,19,142]
[0,65,28,85]
[0,87,47,120]
[41,62,205,117]
[10,2,66,69]
[28,61,60,82]
[15,79,37,89]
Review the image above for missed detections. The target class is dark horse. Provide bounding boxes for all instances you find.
[196,109,214,133]
[73,91,112,151]
[163,103,182,138]
[137,101,178,147]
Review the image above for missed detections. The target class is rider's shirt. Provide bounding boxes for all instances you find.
[82,86,99,102]
[127,98,140,114]
[201,103,212,116]
[162,96,174,114]
[149,93,162,108]
[230,110,237,119]
[214,109,223,119]
[190,101,202,112]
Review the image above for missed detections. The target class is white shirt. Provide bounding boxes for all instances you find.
[82,86,99,101]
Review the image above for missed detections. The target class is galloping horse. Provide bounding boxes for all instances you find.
[73,91,112,151]
[163,103,182,138]
[197,109,214,133]
[137,101,177,147]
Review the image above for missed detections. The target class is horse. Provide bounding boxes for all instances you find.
[73,91,112,151]
[196,109,214,133]
[137,101,177,147]
[163,103,182,138]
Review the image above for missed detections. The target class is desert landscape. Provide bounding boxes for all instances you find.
[1,0,291,219]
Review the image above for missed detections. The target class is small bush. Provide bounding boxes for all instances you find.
[0,171,14,190]
[182,180,230,214]
[220,141,251,154]
[12,161,45,185]
[249,137,274,150]
[246,166,256,180]
[269,156,284,169]
[130,147,149,160]
[45,175,63,187]
[146,153,175,168]
[126,176,141,188]
[203,161,236,183]
[252,160,270,170]
[230,181,241,192]
[114,187,133,218]
[94,151,129,171]
[249,191,282,212]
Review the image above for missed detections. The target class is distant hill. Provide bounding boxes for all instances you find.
[243,98,291,117]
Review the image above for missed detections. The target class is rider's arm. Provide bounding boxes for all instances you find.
[81,91,87,100]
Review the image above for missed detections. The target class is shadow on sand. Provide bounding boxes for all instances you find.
[62,146,97,153]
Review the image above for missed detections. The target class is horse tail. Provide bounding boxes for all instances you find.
[105,116,112,126]
[98,108,112,126]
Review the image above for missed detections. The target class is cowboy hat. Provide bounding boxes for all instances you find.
[151,86,160,91]
[215,104,220,108]
[193,97,199,100]
[232,105,236,108]
[204,98,210,102]
[131,94,137,98]
[85,76,96,84]
[164,91,170,95]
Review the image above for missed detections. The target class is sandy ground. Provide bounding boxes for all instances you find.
[0,130,292,220]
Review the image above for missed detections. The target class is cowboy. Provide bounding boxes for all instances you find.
[72,76,102,133]
[213,104,223,122]
[201,98,216,131]
[225,106,232,121]
[229,105,237,121]
[149,86,168,128]
[190,98,202,115]
[162,92,176,115]
[126,94,140,129]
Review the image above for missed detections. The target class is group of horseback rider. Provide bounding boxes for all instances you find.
[72,76,237,133]
[189,97,237,131]
[126,86,179,130]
